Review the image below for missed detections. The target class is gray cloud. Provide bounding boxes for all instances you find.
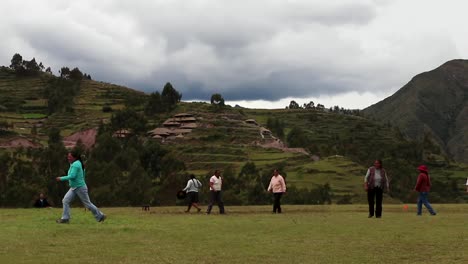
[0,0,466,107]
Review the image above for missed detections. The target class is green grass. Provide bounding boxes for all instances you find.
[1,205,467,264]
[22,113,47,119]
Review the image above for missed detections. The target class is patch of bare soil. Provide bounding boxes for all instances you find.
[63,128,97,149]
[0,137,42,148]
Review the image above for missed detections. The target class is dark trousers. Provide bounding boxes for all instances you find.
[273,193,283,213]
[206,191,224,214]
[367,187,383,217]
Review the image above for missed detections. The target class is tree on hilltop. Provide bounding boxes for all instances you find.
[288,100,300,109]
[210,93,225,106]
[69,67,83,80]
[304,101,315,109]
[10,53,23,71]
[161,82,182,110]
[59,67,71,79]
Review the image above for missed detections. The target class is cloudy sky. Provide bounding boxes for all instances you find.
[1,0,467,109]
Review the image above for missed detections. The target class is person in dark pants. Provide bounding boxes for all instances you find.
[267,169,286,214]
[206,170,225,214]
[364,160,389,218]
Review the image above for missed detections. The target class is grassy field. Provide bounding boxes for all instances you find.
[1,205,466,264]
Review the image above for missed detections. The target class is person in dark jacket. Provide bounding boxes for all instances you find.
[34,193,51,208]
[414,165,436,216]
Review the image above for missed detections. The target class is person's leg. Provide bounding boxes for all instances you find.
[272,193,278,213]
[276,193,283,213]
[217,191,225,214]
[185,192,193,212]
[61,188,76,220]
[375,187,383,218]
[206,191,215,214]
[421,192,436,215]
[192,193,201,211]
[417,193,423,215]
[367,188,375,217]
[75,186,105,221]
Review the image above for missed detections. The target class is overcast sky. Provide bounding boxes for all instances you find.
[1,0,467,109]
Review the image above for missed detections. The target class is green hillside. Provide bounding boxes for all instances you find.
[363,59,468,163]
[0,66,146,143]
[1,64,467,206]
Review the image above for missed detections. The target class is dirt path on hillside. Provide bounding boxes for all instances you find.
[254,139,310,156]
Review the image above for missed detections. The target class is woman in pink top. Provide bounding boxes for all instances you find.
[267,169,286,214]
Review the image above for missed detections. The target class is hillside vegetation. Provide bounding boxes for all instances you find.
[364,59,468,163]
[0,66,146,144]
[1,56,467,207]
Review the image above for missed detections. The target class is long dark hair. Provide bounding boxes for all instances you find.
[70,149,85,170]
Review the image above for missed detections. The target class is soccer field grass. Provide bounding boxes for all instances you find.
[1,205,466,264]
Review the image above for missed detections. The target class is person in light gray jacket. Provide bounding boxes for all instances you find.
[183,174,203,213]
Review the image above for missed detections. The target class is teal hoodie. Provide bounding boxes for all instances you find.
[60,160,86,188]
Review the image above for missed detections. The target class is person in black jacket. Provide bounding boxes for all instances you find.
[34,193,51,208]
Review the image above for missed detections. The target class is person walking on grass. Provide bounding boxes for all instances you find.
[414,165,436,216]
[206,170,225,214]
[267,169,286,214]
[364,159,389,218]
[183,174,203,213]
[55,150,106,224]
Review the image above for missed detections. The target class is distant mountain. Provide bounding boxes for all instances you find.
[363,60,468,162]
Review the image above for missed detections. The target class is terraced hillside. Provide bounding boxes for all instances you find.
[2,67,465,203]
[0,67,146,144]
[155,104,391,203]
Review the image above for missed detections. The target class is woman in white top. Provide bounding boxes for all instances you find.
[182,174,202,213]
[206,170,225,214]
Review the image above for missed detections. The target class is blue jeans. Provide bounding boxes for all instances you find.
[417,192,436,215]
[61,186,104,221]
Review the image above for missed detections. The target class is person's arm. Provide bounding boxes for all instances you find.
[267,177,273,192]
[44,199,51,207]
[414,174,422,191]
[280,176,286,193]
[57,164,78,181]
[209,177,215,190]
[364,169,370,190]
[364,169,370,183]
[182,180,191,192]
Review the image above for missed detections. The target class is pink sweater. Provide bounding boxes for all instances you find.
[268,175,286,193]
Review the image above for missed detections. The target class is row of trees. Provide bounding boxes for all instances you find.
[9,53,90,81]
[10,53,50,76]
[287,100,360,115]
